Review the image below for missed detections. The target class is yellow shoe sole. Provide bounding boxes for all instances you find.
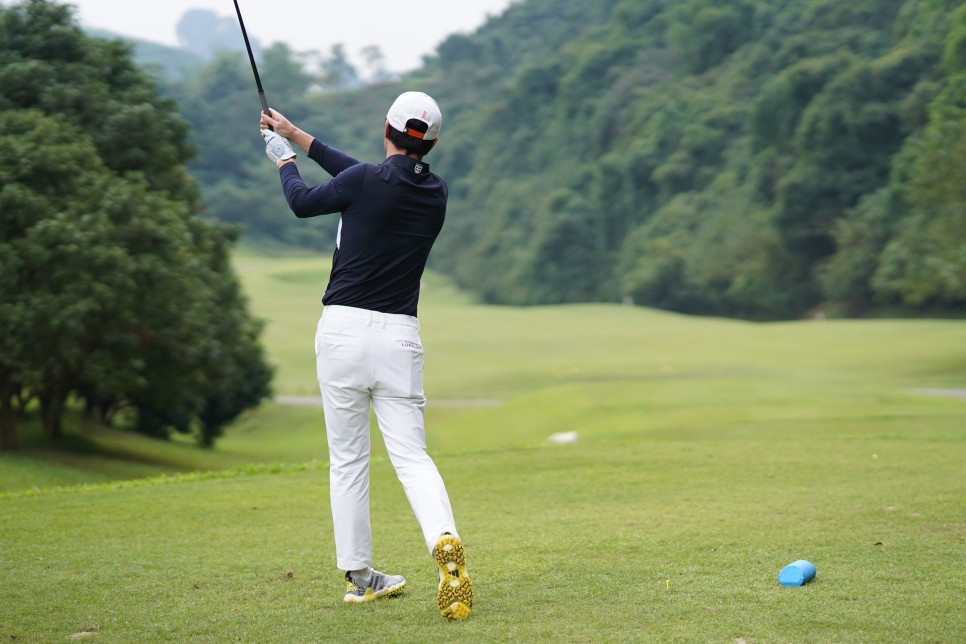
[433,534,473,620]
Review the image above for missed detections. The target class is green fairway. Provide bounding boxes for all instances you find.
[2,249,965,641]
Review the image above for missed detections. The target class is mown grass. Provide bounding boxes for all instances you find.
[2,247,965,641]
[2,413,964,641]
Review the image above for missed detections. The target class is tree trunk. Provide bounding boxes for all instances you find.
[39,388,65,442]
[0,390,16,451]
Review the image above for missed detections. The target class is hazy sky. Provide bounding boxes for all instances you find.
[55,0,518,72]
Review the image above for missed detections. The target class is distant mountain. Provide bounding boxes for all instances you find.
[84,8,263,83]
[175,9,261,61]
[85,28,205,81]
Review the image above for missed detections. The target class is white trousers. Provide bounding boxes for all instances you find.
[315,305,458,571]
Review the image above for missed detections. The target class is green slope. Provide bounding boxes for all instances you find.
[3,249,964,491]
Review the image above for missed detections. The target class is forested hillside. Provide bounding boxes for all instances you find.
[421,0,966,317]
[174,0,966,319]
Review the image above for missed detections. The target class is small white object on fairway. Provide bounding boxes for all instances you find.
[547,431,579,445]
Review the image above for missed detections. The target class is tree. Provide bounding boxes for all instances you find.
[360,45,392,84]
[823,5,966,312]
[0,111,118,443]
[520,189,607,304]
[191,225,274,446]
[318,44,360,90]
[262,43,314,99]
[0,0,273,449]
[171,47,338,249]
[872,74,966,307]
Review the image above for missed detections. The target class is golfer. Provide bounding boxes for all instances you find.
[259,92,472,620]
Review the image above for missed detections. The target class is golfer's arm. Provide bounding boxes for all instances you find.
[308,138,361,177]
[279,162,361,218]
[288,128,315,154]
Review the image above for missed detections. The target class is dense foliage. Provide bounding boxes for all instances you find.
[168,0,964,319]
[0,0,272,450]
[419,0,966,317]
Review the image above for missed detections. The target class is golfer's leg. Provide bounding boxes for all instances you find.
[316,315,373,571]
[372,322,458,552]
[373,392,459,551]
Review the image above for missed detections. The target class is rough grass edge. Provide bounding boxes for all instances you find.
[0,459,329,502]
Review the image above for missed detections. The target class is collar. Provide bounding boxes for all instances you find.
[386,154,430,175]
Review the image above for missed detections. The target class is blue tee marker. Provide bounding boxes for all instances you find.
[779,560,817,586]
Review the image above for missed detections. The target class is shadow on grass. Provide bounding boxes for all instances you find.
[12,414,210,474]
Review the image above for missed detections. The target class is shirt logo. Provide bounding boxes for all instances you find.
[414,163,424,174]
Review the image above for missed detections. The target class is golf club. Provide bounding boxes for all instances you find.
[232,0,273,130]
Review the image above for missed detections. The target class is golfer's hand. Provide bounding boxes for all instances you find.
[260,108,313,153]
[261,108,297,138]
[261,129,296,167]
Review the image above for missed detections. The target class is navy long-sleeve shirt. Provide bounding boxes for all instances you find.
[279,138,447,317]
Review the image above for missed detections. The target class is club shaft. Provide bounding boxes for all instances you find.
[232,0,272,129]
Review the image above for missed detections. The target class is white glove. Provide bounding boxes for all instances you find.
[261,129,296,164]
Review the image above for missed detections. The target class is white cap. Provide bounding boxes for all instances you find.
[386,91,442,141]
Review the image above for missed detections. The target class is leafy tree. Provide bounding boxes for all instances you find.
[824,3,966,313]
[872,74,966,307]
[360,45,392,84]
[262,43,315,98]
[0,1,196,201]
[0,0,272,450]
[317,44,360,90]
[667,1,757,74]
[819,189,902,310]
[519,189,607,304]
[774,44,939,269]
[172,48,338,249]
[0,111,113,445]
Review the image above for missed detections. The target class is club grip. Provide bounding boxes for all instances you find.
[259,92,273,132]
